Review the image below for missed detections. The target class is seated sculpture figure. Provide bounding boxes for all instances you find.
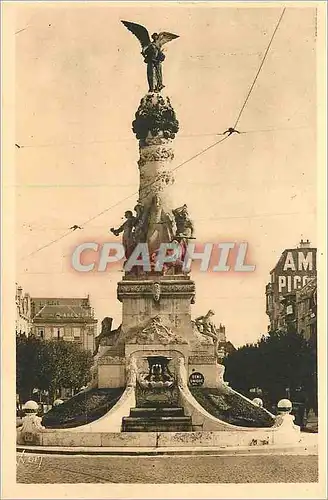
[194,309,218,344]
[93,317,116,356]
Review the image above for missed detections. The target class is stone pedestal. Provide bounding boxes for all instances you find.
[97,354,126,389]
[91,92,221,398]
[117,274,199,344]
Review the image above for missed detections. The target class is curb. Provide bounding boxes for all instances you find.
[17,443,318,457]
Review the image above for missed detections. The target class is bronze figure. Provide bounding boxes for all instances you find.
[121,21,179,92]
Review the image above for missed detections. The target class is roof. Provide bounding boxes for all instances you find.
[32,304,96,322]
[31,297,90,305]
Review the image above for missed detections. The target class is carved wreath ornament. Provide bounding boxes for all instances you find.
[132,94,179,141]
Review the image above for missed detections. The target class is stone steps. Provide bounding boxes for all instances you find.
[122,418,192,432]
[122,406,192,432]
[130,407,185,418]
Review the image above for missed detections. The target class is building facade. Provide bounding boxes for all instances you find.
[30,296,97,352]
[265,240,317,336]
[296,277,317,342]
[15,284,32,336]
[216,324,236,360]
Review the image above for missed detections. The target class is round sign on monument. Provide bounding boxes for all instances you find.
[189,372,205,387]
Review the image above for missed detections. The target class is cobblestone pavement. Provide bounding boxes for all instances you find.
[17,453,318,483]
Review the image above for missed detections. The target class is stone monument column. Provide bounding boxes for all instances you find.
[113,92,214,351]
[132,93,179,254]
[95,23,219,390]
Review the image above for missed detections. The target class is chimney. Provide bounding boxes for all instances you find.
[298,238,311,249]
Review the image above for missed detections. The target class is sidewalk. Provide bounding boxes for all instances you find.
[17,433,318,457]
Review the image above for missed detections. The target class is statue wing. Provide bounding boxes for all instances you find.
[121,21,151,49]
[157,32,179,48]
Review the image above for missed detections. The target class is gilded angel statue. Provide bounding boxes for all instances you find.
[121,20,179,92]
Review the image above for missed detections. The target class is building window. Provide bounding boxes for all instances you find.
[73,327,81,338]
[53,327,64,339]
[38,328,44,339]
[63,329,74,341]
[286,305,293,315]
[45,327,52,338]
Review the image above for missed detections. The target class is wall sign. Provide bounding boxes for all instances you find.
[189,372,204,387]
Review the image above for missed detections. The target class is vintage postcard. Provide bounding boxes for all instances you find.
[1,1,327,498]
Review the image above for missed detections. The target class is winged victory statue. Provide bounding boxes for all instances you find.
[121,21,179,93]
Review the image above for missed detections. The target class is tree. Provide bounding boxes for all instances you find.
[222,343,260,394]
[223,330,317,410]
[16,336,93,404]
[16,334,41,404]
[36,340,93,401]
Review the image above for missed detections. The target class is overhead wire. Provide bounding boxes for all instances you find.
[20,210,316,232]
[15,27,30,35]
[233,7,286,128]
[21,140,229,260]
[179,125,309,138]
[15,123,308,149]
[21,8,287,261]
[21,135,232,261]
[22,231,73,259]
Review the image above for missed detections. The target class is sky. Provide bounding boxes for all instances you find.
[14,3,317,346]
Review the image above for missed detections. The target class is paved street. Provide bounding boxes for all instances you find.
[17,453,318,483]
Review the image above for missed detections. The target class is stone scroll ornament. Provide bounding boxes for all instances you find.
[152,282,161,302]
[121,21,179,93]
[176,357,188,388]
[126,355,139,387]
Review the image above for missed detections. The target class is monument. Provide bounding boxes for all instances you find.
[18,22,301,448]
[91,22,225,424]
[85,22,223,431]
